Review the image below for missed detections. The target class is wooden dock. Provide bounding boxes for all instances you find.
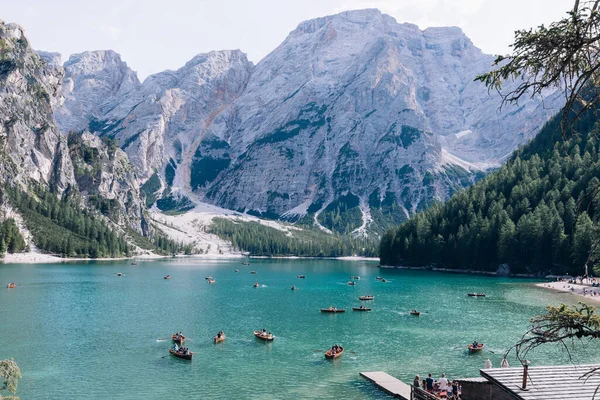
[360,371,412,399]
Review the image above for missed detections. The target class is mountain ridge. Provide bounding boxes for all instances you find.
[18,9,565,237]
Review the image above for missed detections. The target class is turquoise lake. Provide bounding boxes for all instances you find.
[1,259,598,399]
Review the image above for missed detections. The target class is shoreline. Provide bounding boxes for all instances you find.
[1,252,379,265]
[534,281,600,305]
[380,264,538,278]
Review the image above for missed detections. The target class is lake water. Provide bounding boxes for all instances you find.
[0,259,597,399]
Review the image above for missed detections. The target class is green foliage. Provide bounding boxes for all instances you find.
[253,103,327,146]
[210,218,377,257]
[475,0,600,133]
[140,173,161,208]
[0,219,26,256]
[515,302,600,361]
[0,359,21,399]
[190,155,231,190]
[4,184,130,258]
[399,125,422,148]
[156,193,195,215]
[380,108,600,275]
[165,159,177,187]
[317,194,363,234]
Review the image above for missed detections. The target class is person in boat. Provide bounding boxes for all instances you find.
[472,340,479,348]
[173,343,179,351]
[413,375,421,388]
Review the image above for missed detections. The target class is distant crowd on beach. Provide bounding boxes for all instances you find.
[545,276,600,297]
[413,373,460,399]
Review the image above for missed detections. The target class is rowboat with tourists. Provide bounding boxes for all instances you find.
[352,305,371,311]
[359,295,374,301]
[254,329,274,341]
[321,307,345,313]
[468,341,485,353]
[467,293,486,297]
[214,331,226,343]
[172,332,185,344]
[325,344,344,359]
[169,346,193,360]
[410,310,421,316]
[7,283,16,289]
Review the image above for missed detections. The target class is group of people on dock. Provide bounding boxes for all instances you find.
[413,373,460,399]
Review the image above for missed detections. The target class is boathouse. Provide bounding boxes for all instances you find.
[459,363,600,400]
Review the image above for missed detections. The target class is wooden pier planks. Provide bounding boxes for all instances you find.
[360,371,412,399]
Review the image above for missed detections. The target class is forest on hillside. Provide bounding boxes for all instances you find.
[380,110,600,276]
[210,218,378,257]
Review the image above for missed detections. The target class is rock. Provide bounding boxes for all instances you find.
[0,20,75,192]
[497,263,511,276]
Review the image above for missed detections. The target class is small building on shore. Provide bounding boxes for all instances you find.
[458,363,600,400]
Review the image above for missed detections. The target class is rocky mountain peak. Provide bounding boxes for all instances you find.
[0,19,75,192]
[56,50,140,133]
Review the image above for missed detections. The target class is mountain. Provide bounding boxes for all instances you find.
[53,9,562,236]
[379,107,600,275]
[0,21,75,193]
[0,20,158,258]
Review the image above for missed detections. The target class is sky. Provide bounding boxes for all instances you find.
[1,0,571,80]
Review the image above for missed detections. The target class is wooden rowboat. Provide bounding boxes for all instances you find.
[117,273,123,277]
[321,308,345,313]
[325,347,344,359]
[291,286,297,290]
[250,271,257,274]
[349,276,360,280]
[253,282,259,288]
[7,283,16,289]
[359,295,374,301]
[164,275,171,280]
[352,307,371,311]
[347,281,357,286]
[381,278,388,282]
[467,293,486,297]
[214,333,226,343]
[410,310,421,316]
[172,334,185,344]
[468,344,485,353]
[207,278,215,284]
[254,331,274,341]
[169,348,193,360]
[235,269,239,272]
[376,276,383,280]
[297,275,306,278]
